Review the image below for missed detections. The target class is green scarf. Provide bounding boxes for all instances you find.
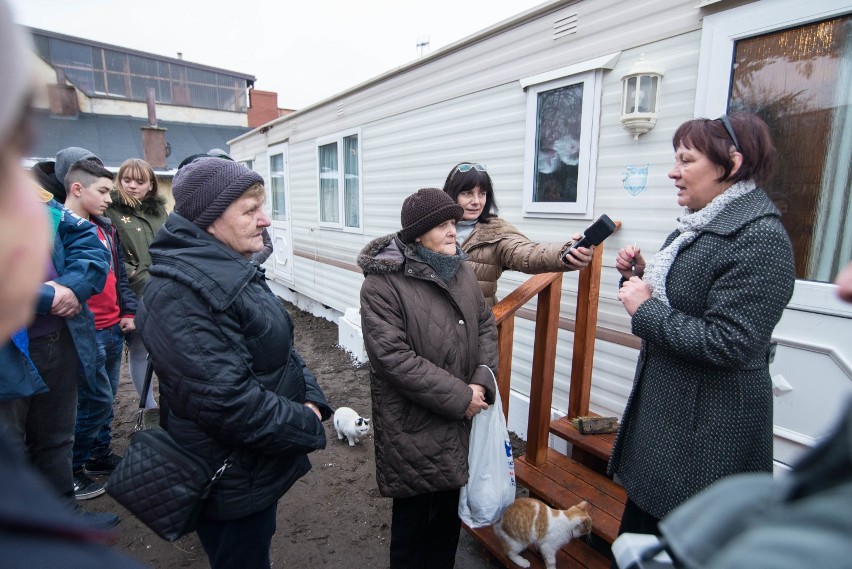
[415,244,465,282]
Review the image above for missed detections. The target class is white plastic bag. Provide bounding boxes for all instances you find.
[458,382,516,528]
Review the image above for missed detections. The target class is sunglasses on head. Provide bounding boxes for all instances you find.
[716,115,742,154]
[451,163,487,180]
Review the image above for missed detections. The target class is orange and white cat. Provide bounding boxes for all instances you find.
[495,497,592,569]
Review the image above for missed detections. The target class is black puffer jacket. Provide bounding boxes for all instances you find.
[136,213,331,521]
[358,234,498,498]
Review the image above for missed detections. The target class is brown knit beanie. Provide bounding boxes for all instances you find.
[398,188,464,244]
[172,157,263,229]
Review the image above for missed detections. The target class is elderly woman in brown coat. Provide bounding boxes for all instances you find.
[358,188,498,569]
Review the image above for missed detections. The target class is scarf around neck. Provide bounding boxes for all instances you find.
[414,244,466,282]
[643,180,756,305]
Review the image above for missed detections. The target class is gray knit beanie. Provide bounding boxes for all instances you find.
[172,157,264,229]
[0,1,32,143]
[398,188,464,244]
[55,147,100,185]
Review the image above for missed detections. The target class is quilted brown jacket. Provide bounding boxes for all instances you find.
[357,234,498,498]
[461,217,573,306]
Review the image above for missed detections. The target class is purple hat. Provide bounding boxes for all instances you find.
[172,158,263,229]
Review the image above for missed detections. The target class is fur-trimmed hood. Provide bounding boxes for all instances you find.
[357,233,468,276]
[357,234,405,275]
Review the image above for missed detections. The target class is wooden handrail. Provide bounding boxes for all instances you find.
[492,272,563,416]
[489,222,619,466]
[492,272,562,326]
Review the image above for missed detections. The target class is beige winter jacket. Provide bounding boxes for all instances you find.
[461,217,574,306]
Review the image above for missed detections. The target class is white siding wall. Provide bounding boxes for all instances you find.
[227,0,749,427]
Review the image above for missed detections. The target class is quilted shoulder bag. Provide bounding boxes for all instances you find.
[106,427,234,541]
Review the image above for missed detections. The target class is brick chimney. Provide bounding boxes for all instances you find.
[248,89,286,128]
[141,88,168,169]
[47,69,79,117]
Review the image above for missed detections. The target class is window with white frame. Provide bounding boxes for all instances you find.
[317,130,361,230]
[268,151,286,221]
[522,70,601,217]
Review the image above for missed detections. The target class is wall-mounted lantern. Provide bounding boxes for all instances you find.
[620,55,663,140]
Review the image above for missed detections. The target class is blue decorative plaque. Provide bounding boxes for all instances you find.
[623,165,649,197]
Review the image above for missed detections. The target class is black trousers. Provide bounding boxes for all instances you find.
[196,502,277,569]
[390,488,462,569]
[611,498,661,569]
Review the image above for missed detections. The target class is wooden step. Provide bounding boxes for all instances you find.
[515,449,626,544]
[550,415,617,463]
[464,522,611,569]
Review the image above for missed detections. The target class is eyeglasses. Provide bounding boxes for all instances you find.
[716,115,741,154]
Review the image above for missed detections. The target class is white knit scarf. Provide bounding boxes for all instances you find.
[643,180,756,305]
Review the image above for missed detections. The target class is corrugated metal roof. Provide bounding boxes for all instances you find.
[30,111,251,171]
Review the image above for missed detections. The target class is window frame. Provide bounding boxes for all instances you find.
[315,128,363,232]
[266,144,288,223]
[695,0,852,318]
[519,54,617,219]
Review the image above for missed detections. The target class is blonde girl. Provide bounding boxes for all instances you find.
[104,159,167,410]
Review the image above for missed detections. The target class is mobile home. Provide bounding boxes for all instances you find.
[229,0,852,471]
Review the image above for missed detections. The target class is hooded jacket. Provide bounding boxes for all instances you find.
[136,213,331,520]
[460,217,573,306]
[31,161,66,203]
[34,200,109,386]
[357,234,498,498]
[104,193,168,298]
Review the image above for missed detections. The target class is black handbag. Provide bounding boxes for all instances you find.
[106,428,233,541]
[106,360,234,541]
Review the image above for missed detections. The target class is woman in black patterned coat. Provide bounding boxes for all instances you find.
[610,113,795,537]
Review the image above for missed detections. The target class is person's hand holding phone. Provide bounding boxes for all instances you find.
[562,232,593,269]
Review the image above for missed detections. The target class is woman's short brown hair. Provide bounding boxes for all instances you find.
[672,112,775,186]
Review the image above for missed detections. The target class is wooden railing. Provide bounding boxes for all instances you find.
[491,243,606,466]
[466,241,618,568]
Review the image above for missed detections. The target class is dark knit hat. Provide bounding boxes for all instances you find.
[398,188,464,244]
[55,147,100,185]
[172,158,264,229]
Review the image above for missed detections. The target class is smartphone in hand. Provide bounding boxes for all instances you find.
[572,214,616,249]
[562,214,616,265]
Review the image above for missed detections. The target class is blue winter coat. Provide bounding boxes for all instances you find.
[33,200,110,388]
[0,332,46,402]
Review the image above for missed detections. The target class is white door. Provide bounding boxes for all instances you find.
[698,0,852,469]
[268,143,294,284]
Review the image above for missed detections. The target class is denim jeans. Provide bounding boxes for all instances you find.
[0,326,79,506]
[126,331,157,409]
[73,323,123,469]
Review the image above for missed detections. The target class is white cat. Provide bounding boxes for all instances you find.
[333,407,371,446]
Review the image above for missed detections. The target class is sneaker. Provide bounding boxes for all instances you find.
[80,510,120,529]
[73,470,105,500]
[85,452,123,475]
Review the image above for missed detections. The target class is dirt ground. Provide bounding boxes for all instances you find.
[83,300,516,569]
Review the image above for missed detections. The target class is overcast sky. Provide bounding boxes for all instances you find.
[9,0,547,109]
